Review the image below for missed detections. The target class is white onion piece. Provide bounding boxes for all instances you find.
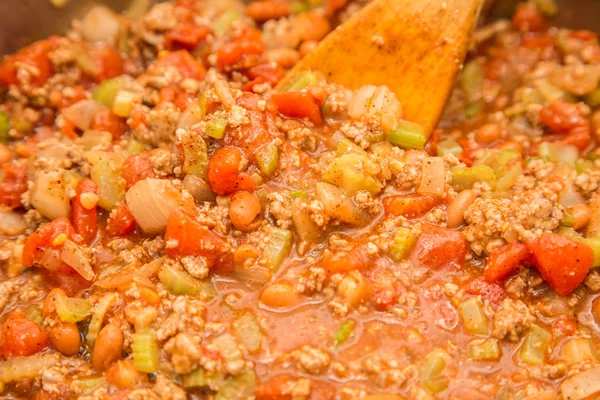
[348,85,377,119]
[61,100,104,131]
[126,178,181,234]
[39,249,62,271]
[31,170,71,220]
[559,182,585,207]
[177,105,204,131]
[418,157,446,196]
[0,211,28,236]
[0,355,59,383]
[60,240,95,281]
[560,366,600,400]
[316,182,369,226]
[81,6,121,43]
[368,86,402,131]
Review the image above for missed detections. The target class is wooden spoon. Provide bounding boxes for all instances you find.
[278,0,484,137]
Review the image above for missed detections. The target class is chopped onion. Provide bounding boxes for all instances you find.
[60,240,95,281]
[0,211,28,236]
[316,182,369,226]
[125,178,181,234]
[291,198,324,243]
[348,85,377,120]
[348,85,402,131]
[418,157,445,196]
[232,265,272,286]
[39,249,62,271]
[0,355,59,383]
[61,100,104,131]
[31,170,71,220]
[177,105,204,131]
[560,366,600,400]
[81,6,121,43]
[559,182,585,207]
[73,44,100,77]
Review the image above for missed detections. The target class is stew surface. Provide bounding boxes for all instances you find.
[1,0,600,399]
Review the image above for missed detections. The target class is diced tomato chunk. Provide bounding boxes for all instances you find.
[159,85,195,110]
[256,375,294,400]
[465,279,506,308]
[23,218,79,267]
[0,314,48,359]
[271,92,322,125]
[320,246,369,275]
[246,64,286,86]
[107,203,136,237]
[0,40,53,87]
[207,147,256,195]
[484,243,531,283]
[217,29,265,69]
[165,23,211,50]
[165,208,230,267]
[71,179,99,244]
[152,50,206,81]
[40,268,92,297]
[89,46,124,82]
[121,150,157,189]
[0,162,27,208]
[513,2,546,32]
[383,194,442,218]
[527,232,594,296]
[411,224,467,269]
[539,101,591,150]
[89,109,127,140]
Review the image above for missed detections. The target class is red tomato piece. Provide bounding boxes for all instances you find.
[71,179,99,244]
[217,29,265,69]
[0,314,48,359]
[484,243,531,283]
[256,375,294,400]
[106,203,136,237]
[465,278,507,308]
[382,194,442,218]
[513,2,547,32]
[412,224,467,269]
[89,109,127,140]
[23,218,79,267]
[0,40,53,87]
[88,46,124,82]
[165,208,230,267]
[152,50,206,81]
[207,147,256,195]
[121,151,157,189]
[40,268,92,297]
[159,85,195,110]
[0,162,27,209]
[165,23,211,51]
[246,64,286,86]
[271,92,322,125]
[320,246,369,275]
[527,232,594,296]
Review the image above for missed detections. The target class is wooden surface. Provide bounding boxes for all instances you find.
[280,0,484,137]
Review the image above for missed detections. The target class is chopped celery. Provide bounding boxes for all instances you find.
[492,150,520,172]
[0,111,9,143]
[424,375,449,393]
[419,351,446,382]
[389,228,418,262]
[538,80,575,103]
[183,368,225,390]
[261,227,292,272]
[461,60,484,100]
[519,324,551,365]
[126,139,145,154]
[206,117,228,139]
[213,9,240,34]
[86,293,117,346]
[496,161,523,191]
[503,103,527,117]
[232,312,263,353]
[198,279,218,300]
[334,319,355,348]
[159,264,200,297]
[90,152,126,210]
[290,190,307,199]
[450,165,496,191]
[468,339,501,361]
[131,329,160,373]
[584,87,600,108]
[280,70,318,92]
[291,0,310,13]
[561,211,576,228]
[79,377,103,392]
[213,334,243,364]
[215,369,257,400]
[80,130,112,150]
[538,142,579,165]
[556,226,582,241]
[575,159,593,174]
[387,120,426,149]
[521,87,544,105]
[532,0,558,16]
[459,298,490,336]
[112,90,136,117]
[561,338,598,365]
[582,238,600,267]
[93,77,123,108]
[464,102,482,119]
[337,139,366,156]
[25,306,43,324]
[55,294,91,323]
[178,130,208,178]
[323,154,383,196]
[436,138,462,157]
[256,141,279,176]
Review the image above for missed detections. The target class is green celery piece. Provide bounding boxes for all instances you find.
[93,77,123,108]
[467,339,501,361]
[131,329,160,373]
[556,226,582,241]
[232,312,263,353]
[424,375,449,393]
[183,368,226,390]
[458,298,490,335]
[583,238,600,267]
[538,79,576,103]
[322,154,383,196]
[90,152,126,210]
[0,111,9,143]
[461,60,484,100]
[584,87,600,108]
[55,294,91,323]
[387,120,426,149]
[206,117,227,139]
[261,227,292,272]
[496,162,523,191]
[436,138,462,157]
[337,139,366,156]
[280,70,318,92]
[419,351,446,382]
[290,190,307,199]
[256,141,279,176]
[521,87,544,105]
[450,165,496,191]
[575,159,593,174]
[215,369,257,400]
[213,9,241,34]
[464,102,482,119]
[334,319,355,348]
[25,306,43,324]
[519,324,551,365]
[389,228,418,262]
[158,264,201,296]
[561,211,576,228]
[79,377,104,392]
[126,139,146,154]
